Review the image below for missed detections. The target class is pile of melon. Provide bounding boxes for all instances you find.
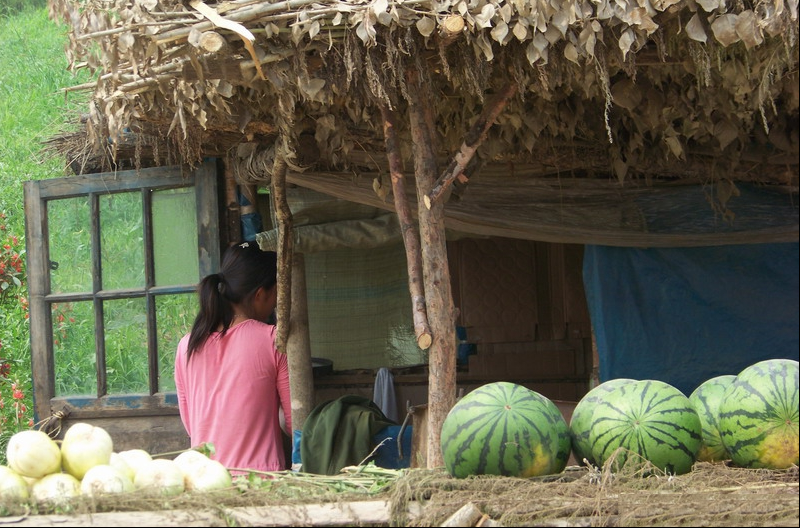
[1,423,232,503]
[440,358,798,478]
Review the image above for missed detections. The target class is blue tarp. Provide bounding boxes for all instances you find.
[583,242,799,396]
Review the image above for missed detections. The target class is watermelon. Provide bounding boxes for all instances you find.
[440,381,571,478]
[569,378,636,467]
[717,358,799,469]
[589,379,702,475]
[689,375,737,462]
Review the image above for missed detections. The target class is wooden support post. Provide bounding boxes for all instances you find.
[406,71,457,470]
[380,105,433,350]
[287,252,313,431]
[271,154,292,354]
[424,82,517,209]
[239,183,258,213]
[223,158,241,245]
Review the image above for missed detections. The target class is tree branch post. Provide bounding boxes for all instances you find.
[424,82,518,209]
[406,70,458,470]
[380,105,433,350]
[271,153,292,354]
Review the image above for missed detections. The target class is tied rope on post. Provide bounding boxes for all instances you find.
[35,406,70,439]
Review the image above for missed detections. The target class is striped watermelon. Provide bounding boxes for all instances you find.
[440,382,571,478]
[589,379,702,475]
[689,375,737,462]
[569,378,636,466]
[718,359,799,469]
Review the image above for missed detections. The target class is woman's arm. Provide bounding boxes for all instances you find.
[275,350,292,434]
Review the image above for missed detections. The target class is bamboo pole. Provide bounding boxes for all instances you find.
[380,105,433,350]
[153,0,432,45]
[101,50,293,100]
[406,71,457,470]
[155,0,336,45]
[424,82,518,208]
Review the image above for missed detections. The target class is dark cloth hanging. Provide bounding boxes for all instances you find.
[300,395,397,475]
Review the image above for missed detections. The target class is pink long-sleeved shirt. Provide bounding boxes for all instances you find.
[175,320,292,472]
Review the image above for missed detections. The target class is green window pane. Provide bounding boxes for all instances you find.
[105,297,148,394]
[48,197,92,294]
[53,301,96,396]
[156,293,198,392]
[152,188,199,286]
[101,192,144,290]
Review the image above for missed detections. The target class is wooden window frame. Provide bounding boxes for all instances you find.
[23,161,219,422]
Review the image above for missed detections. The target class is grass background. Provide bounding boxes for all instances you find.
[0,0,90,462]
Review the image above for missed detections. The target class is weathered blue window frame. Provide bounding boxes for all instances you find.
[23,161,219,422]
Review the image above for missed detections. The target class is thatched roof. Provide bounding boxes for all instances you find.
[47,1,798,209]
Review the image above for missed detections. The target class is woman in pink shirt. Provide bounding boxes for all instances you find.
[175,242,292,473]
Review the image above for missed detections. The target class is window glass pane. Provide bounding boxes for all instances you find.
[153,188,199,286]
[48,197,92,294]
[156,293,198,392]
[105,297,148,394]
[53,301,96,396]
[100,192,144,290]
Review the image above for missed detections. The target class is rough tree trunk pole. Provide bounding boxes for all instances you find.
[406,71,458,470]
[425,82,517,208]
[380,105,433,350]
[223,159,241,244]
[287,252,313,431]
[272,152,315,434]
[272,154,292,353]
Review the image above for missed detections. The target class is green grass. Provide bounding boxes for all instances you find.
[1,4,198,463]
[0,1,91,462]
[1,2,87,216]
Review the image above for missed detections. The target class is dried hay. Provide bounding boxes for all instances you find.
[45,1,799,186]
[388,461,800,527]
[2,461,796,526]
[0,465,402,522]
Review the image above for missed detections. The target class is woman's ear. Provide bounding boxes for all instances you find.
[258,284,278,305]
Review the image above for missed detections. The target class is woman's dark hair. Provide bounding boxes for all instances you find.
[186,243,278,360]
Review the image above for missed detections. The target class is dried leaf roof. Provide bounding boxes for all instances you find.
[48,0,799,189]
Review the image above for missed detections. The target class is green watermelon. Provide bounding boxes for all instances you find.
[569,378,636,467]
[718,358,799,469]
[589,379,702,475]
[440,381,571,478]
[689,375,737,462]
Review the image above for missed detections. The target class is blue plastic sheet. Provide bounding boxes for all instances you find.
[583,242,799,395]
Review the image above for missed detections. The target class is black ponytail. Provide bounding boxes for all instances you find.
[186,243,278,360]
